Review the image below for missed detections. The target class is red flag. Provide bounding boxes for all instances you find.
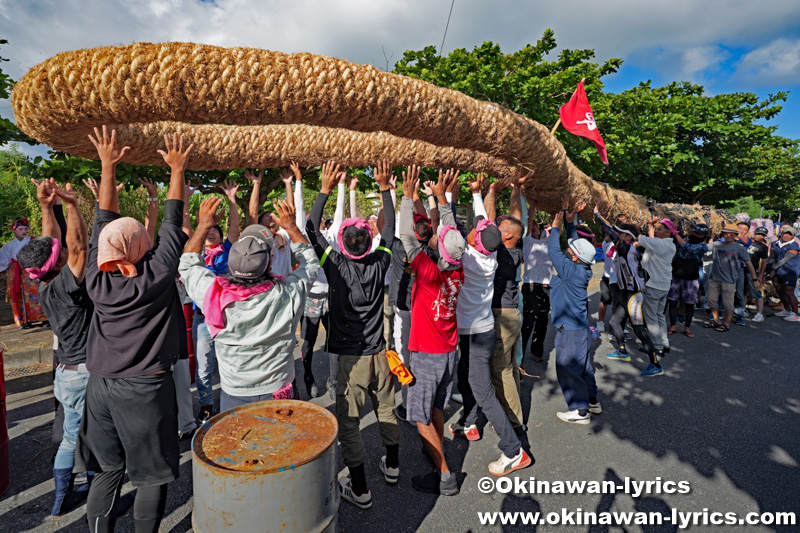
[558,81,608,165]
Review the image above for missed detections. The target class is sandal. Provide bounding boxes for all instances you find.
[668,327,677,336]
[683,330,695,338]
[715,324,730,332]
[703,320,719,329]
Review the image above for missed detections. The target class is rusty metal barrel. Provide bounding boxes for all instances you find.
[192,399,339,532]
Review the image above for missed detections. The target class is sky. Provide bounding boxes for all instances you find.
[1,0,799,160]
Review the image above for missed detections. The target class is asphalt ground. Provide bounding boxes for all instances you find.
[2,268,799,532]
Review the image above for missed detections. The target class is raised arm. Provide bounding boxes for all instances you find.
[468,173,488,220]
[527,197,537,237]
[510,170,532,221]
[422,181,440,232]
[328,170,347,242]
[36,179,59,241]
[563,194,586,241]
[157,133,193,203]
[593,200,619,243]
[138,177,160,243]
[52,183,89,283]
[245,170,264,226]
[484,176,511,222]
[431,168,457,228]
[306,160,339,258]
[279,166,295,210]
[181,180,197,238]
[348,174,358,218]
[184,196,225,255]
[88,125,130,214]
[374,160,395,244]
[291,162,307,235]
[220,179,241,243]
[399,165,423,261]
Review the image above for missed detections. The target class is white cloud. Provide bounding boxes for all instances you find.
[735,38,800,85]
[680,46,729,79]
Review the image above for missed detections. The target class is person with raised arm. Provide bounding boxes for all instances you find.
[399,166,465,496]
[449,171,532,475]
[179,192,318,409]
[189,179,241,422]
[548,195,600,425]
[77,128,191,533]
[17,179,93,516]
[306,160,398,509]
[246,169,292,276]
[521,196,553,366]
[483,171,529,432]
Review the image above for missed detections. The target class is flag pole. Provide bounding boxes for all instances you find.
[551,78,585,135]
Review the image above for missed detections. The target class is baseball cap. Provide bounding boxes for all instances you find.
[781,226,796,236]
[227,225,274,280]
[754,226,769,236]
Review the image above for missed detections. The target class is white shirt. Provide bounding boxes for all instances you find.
[456,245,498,334]
[270,228,293,278]
[638,236,676,291]
[0,236,31,272]
[522,234,552,284]
[602,241,617,284]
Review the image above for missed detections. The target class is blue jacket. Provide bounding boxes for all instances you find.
[548,222,593,331]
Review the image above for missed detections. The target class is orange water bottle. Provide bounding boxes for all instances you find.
[385,350,414,385]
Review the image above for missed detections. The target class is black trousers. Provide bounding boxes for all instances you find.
[300,313,328,378]
[521,283,550,359]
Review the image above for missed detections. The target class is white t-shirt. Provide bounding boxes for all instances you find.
[602,240,617,284]
[522,235,552,284]
[638,236,676,291]
[0,236,31,272]
[456,246,498,334]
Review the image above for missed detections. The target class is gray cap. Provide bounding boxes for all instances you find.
[440,226,466,264]
[227,225,273,280]
[568,238,596,265]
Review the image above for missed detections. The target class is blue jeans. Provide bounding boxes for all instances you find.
[555,328,597,411]
[53,364,89,470]
[192,313,216,407]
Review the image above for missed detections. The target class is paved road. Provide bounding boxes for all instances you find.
[2,274,799,532]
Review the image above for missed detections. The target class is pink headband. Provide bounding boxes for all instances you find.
[659,218,679,235]
[438,225,462,266]
[337,218,374,260]
[473,219,496,256]
[26,238,61,280]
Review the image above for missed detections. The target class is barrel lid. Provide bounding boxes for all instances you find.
[193,400,337,473]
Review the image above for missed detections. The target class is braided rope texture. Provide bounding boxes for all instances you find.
[11,42,730,228]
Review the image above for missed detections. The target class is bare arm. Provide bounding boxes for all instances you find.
[509,170,532,221]
[221,180,241,243]
[52,183,89,283]
[399,166,423,261]
[36,180,59,241]
[88,125,130,214]
[138,177,159,243]
[245,170,264,226]
[181,181,196,238]
[156,133,193,202]
[484,176,511,222]
[185,197,224,255]
[279,166,295,210]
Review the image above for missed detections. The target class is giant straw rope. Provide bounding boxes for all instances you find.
[12,42,731,228]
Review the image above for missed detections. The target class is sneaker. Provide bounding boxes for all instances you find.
[640,364,664,376]
[448,422,480,441]
[411,471,459,496]
[605,350,630,361]
[304,374,319,398]
[488,449,532,476]
[735,317,746,326]
[339,477,372,509]
[774,310,790,317]
[784,314,800,322]
[379,456,399,484]
[752,313,764,323]
[198,405,214,424]
[326,377,336,401]
[449,393,463,404]
[588,401,602,415]
[556,410,590,425]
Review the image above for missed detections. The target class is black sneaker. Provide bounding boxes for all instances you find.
[411,471,458,496]
[198,405,214,424]
[394,405,408,423]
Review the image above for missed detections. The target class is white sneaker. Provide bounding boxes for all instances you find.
[379,456,399,484]
[588,401,602,415]
[557,410,590,425]
[449,393,463,404]
[752,313,764,323]
[775,310,790,317]
[488,449,532,476]
[339,477,372,509]
[783,313,800,322]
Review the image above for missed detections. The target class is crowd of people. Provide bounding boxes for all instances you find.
[7,125,800,529]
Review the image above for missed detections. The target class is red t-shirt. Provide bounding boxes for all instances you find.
[409,252,464,354]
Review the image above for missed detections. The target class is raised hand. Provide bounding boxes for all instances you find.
[513,169,533,188]
[337,170,348,185]
[138,177,159,198]
[443,168,460,193]
[197,196,224,230]
[402,165,421,199]
[561,192,571,212]
[82,178,99,200]
[244,170,263,184]
[220,179,241,203]
[272,199,298,232]
[421,181,434,196]
[156,133,194,171]
[373,159,393,191]
[51,182,79,206]
[467,172,485,194]
[567,200,587,223]
[348,174,358,192]
[35,178,56,207]
[88,125,130,166]
[490,176,512,192]
[320,160,341,194]
[289,161,302,182]
[552,209,564,229]
[184,180,198,203]
[389,174,397,190]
